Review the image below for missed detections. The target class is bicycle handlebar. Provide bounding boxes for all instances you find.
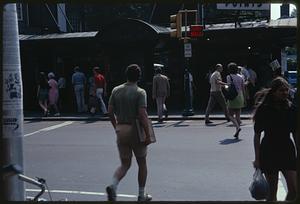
[18,174,46,201]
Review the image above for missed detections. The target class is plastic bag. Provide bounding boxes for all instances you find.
[249,168,269,200]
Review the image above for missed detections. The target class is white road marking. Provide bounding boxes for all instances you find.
[24,121,74,137]
[26,189,136,198]
[277,173,287,201]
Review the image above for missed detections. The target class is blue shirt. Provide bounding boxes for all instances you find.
[72,72,86,85]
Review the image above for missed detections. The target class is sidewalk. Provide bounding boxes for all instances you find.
[24,110,253,121]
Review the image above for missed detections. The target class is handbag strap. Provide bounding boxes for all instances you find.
[229,75,236,88]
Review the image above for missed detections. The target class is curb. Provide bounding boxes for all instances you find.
[24,115,252,121]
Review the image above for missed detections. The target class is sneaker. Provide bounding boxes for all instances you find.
[138,193,152,202]
[106,185,116,201]
[205,120,213,125]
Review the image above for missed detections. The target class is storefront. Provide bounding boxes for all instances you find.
[19,18,297,112]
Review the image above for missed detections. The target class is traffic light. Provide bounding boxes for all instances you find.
[170,13,182,38]
[189,25,204,38]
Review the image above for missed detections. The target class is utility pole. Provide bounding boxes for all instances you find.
[2,3,25,201]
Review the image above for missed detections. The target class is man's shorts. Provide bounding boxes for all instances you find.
[115,124,147,159]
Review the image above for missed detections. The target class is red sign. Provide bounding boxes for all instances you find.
[189,25,204,38]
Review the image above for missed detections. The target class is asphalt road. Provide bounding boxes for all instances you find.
[23,119,288,201]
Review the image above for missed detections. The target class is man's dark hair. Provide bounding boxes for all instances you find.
[126,64,141,82]
[227,62,238,74]
[155,67,162,74]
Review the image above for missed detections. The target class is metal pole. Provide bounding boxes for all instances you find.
[182,39,194,116]
[2,3,25,201]
[201,4,205,28]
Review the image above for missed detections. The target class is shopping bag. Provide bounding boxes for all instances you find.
[134,119,156,144]
[249,168,269,200]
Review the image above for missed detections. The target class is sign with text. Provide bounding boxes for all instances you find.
[217,3,270,10]
[184,43,192,58]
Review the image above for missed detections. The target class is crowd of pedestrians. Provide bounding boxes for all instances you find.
[35,62,297,202]
[36,65,109,117]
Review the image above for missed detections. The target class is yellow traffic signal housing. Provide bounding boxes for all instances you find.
[170,13,182,38]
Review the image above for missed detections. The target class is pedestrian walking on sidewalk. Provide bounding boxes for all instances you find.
[253,77,297,201]
[37,72,49,116]
[88,74,97,115]
[57,74,66,113]
[204,63,241,138]
[106,64,152,202]
[226,63,245,126]
[72,66,86,113]
[152,63,170,123]
[93,67,108,115]
[47,72,60,116]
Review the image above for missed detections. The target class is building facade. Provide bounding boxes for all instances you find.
[16,3,297,112]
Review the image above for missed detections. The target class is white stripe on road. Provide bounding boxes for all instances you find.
[24,121,74,137]
[277,173,287,201]
[26,188,136,198]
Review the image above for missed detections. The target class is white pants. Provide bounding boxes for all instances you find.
[96,88,107,114]
[74,84,85,113]
[156,96,167,120]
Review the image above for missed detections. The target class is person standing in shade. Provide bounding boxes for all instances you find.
[72,66,86,113]
[93,67,108,115]
[37,72,49,116]
[88,73,97,115]
[152,64,170,123]
[246,65,258,107]
[47,72,60,116]
[57,74,66,113]
[253,77,297,201]
[106,64,152,202]
[205,63,241,137]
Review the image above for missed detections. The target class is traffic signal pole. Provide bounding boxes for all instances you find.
[2,4,25,201]
[170,10,203,116]
[181,10,196,116]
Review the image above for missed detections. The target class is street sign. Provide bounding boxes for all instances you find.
[184,43,192,58]
[217,3,270,10]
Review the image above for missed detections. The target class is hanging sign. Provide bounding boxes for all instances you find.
[217,3,270,10]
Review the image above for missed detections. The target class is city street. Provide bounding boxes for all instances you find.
[23,119,287,201]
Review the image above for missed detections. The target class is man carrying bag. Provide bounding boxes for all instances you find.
[106,64,153,202]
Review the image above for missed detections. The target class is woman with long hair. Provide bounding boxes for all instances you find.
[253,77,297,201]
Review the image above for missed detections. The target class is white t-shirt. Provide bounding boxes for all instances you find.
[210,71,222,92]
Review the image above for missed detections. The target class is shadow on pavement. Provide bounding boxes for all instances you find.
[219,138,242,145]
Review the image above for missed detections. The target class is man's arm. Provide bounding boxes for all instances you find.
[216,79,227,86]
[108,105,116,129]
[138,107,151,145]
